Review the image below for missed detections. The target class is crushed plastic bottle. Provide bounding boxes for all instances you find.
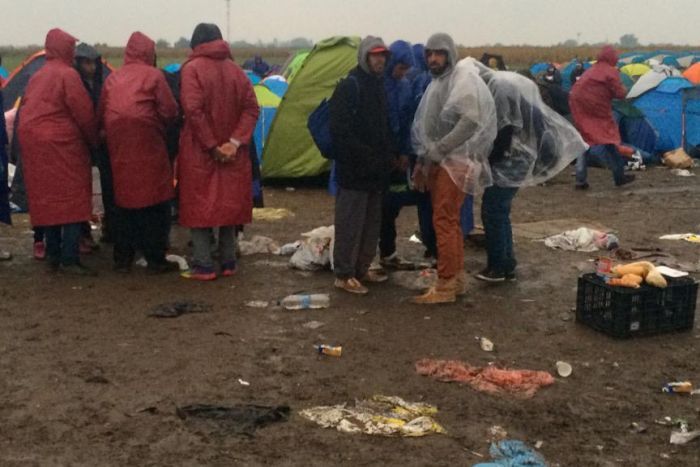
[315,344,342,357]
[280,294,330,310]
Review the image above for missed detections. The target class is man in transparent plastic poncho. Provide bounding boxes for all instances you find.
[411,33,497,304]
[471,60,587,282]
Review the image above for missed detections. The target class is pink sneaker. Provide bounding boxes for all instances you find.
[33,241,46,261]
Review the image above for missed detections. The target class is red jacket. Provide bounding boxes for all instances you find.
[177,40,259,228]
[569,46,626,146]
[100,32,178,209]
[18,29,97,226]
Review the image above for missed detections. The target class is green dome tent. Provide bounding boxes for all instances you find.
[262,36,360,179]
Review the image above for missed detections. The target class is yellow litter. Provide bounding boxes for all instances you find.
[300,395,446,437]
[252,208,294,221]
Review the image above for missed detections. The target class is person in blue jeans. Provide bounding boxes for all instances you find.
[472,60,587,282]
[575,144,629,188]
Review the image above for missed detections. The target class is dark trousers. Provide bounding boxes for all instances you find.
[45,223,81,266]
[481,185,519,274]
[575,144,626,185]
[113,201,170,267]
[334,188,382,280]
[379,188,436,258]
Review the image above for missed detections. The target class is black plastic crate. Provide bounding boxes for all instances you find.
[576,273,698,338]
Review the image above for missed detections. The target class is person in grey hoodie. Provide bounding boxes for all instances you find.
[411,33,497,304]
[330,36,396,295]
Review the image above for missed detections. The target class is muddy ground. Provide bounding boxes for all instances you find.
[1,166,699,466]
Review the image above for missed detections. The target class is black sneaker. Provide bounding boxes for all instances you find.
[475,268,506,282]
[146,261,179,275]
[575,182,590,190]
[615,174,636,187]
[505,270,517,282]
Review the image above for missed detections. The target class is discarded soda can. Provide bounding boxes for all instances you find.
[476,336,494,352]
[662,381,693,394]
[315,344,342,357]
[555,361,573,378]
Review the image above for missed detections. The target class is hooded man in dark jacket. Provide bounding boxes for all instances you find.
[75,43,117,246]
[330,36,396,295]
[378,40,436,269]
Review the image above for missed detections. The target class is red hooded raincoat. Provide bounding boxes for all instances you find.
[19,29,97,226]
[569,46,627,146]
[177,39,259,228]
[100,31,178,209]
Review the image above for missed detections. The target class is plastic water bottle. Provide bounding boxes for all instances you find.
[280,294,330,310]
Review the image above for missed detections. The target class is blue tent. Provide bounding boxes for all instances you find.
[633,77,700,152]
[662,56,681,69]
[0,66,8,80]
[562,60,591,91]
[529,62,549,75]
[163,63,181,73]
[613,101,659,155]
[245,70,261,85]
[252,79,288,162]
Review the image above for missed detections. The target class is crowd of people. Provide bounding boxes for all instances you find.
[1,26,632,305]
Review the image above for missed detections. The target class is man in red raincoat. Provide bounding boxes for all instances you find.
[18,29,98,275]
[177,24,259,281]
[100,31,179,274]
[569,45,634,188]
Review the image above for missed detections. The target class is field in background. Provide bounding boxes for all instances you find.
[3,44,700,76]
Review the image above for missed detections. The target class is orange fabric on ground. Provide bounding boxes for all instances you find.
[415,359,555,399]
[430,166,466,280]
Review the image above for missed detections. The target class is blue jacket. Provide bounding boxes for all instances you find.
[384,40,416,156]
[408,43,432,111]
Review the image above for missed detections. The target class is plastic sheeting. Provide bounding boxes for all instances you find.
[300,395,446,437]
[412,58,497,194]
[474,61,587,187]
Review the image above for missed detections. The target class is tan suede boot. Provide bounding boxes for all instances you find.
[455,271,468,296]
[412,277,457,304]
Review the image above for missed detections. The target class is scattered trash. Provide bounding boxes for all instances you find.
[302,321,325,330]
[630,422,648,434]
[245,300,269,308]
[627,151,646,171]
[0,251,12,261]
[477,336,495,352]
[289,226,334,271]
[176,404,289,436]
[488,425,508,441]
[409,234,422,244]
[655,266,689,278]
[555,361,573,378]
[392,269,437,291]
[166,254,189,271]
[278,241,302,256]
[149,300,212,318]
[663,148,693,170]
[415,359,555,399]
[135,257,148,268]
[662,381,693,394]
[285,187,295,192]
[84,375,109,384]
[543,227,619,252]
[299,395,446,437]
[252,207,294,221]
[670,430,700,445]
[238,379,250,386]
[559,311,572,321]
[534,440,544,449]
[281,294,330,310]
[238,235,281,256]
[315,344,342,357]
[473,440,546,467]
[671,168,694,177]
[661,233,700,245]
[655,417,689,431]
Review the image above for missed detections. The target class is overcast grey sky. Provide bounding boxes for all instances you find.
[1,0,698,47]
